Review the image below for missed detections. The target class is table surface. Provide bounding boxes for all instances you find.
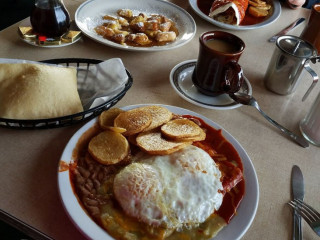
[0,0,319,239]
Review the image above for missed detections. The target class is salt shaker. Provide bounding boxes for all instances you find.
[300,91,320,146]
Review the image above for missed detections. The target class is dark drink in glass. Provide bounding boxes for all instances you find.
[30,0,70,38]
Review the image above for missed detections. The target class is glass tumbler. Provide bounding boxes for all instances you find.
[30,0,70,38]
[300,3,320,54]
[300,91,320,146]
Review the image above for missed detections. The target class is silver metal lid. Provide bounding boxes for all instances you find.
[276,35,316,58]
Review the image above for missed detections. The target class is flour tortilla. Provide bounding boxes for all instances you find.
[0,63,83,119]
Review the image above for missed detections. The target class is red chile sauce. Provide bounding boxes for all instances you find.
[197,0,268,26]
[183,115,245,223]
[67,114,245,232]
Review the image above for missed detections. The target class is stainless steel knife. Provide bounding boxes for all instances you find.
[268,18,305,42]
[291,165,305,240]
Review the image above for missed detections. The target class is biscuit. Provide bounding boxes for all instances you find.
[136,130,192,155]
[99,108,125,131]
[161,118,205,140]
[114,108,152,136]
[139,105,173,131]
[88,130,130,165]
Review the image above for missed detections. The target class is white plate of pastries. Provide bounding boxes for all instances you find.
[75,0,196,51]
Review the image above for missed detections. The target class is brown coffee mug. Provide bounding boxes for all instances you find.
[300,4,320,54]
[192,31,245,96]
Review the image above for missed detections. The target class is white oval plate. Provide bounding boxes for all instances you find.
[58,104,259,240]
[188,0,281,30]
[170,60,252,110]
[75,0,196,51]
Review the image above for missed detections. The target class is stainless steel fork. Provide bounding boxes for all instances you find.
[288,199,320,237]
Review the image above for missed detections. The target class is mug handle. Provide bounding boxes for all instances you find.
[301,62,318,101]
[221,61,244,93]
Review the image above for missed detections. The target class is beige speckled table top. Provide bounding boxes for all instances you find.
[0,0,319,239]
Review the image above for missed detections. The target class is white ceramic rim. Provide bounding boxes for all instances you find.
[58,104,259,240]
[169,60,253,110]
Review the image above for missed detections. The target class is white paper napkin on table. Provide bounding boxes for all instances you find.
[77,58,129,110]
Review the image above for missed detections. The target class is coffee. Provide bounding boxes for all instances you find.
[192,31,245,96]
[205,39,239,53]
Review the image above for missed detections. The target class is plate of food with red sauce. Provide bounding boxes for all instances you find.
[58,104,259,240]
[189,0,281,30]
[75,0,196,51]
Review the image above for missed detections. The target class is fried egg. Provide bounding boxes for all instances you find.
[113,145,223,230]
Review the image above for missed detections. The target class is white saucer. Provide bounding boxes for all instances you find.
[170,59,252,110]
